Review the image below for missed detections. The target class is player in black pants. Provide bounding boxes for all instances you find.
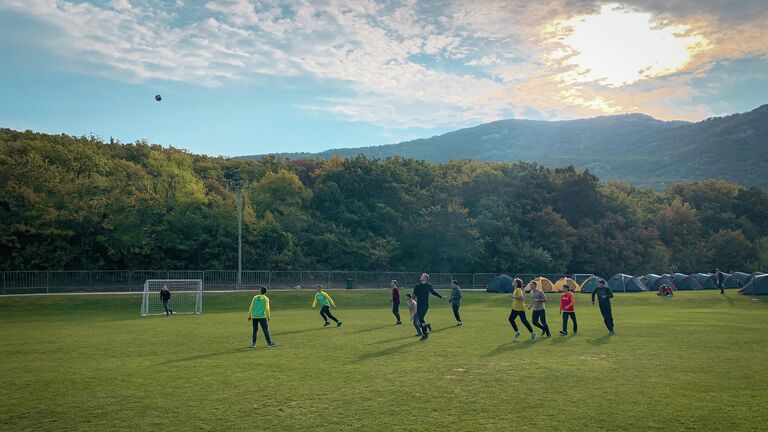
[413,273,446,341]
[592,279,615,335]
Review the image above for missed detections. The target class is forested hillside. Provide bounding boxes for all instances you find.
[1,128,767,275]
[246,104,768,190]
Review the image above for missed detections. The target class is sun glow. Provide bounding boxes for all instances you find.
[551,4,709,87]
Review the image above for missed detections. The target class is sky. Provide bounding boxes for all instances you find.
[0,0,766,156]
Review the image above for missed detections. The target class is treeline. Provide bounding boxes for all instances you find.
[1,128,767,275]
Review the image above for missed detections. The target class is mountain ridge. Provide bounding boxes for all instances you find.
[240,104,767,189]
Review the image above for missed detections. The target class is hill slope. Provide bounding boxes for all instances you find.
[244,104,768,189]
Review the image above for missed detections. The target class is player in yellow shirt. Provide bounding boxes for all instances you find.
[509,278,536,341]
[247,286,277,348]
[313,285,343,327]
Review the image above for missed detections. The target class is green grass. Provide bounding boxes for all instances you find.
[0,290,766,431]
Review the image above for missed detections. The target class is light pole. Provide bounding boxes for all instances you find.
[227,180,251,287]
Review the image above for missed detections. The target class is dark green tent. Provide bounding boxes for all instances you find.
[487,275,514,293]
[694,273,719,289]
[723,273,742,288]
[732,272,753,286]
[673,274,704,290]
[738,274,768,295]
[579,275,607,294]
[608,274,648,292]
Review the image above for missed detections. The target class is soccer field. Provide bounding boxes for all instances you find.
[0,290,766,431]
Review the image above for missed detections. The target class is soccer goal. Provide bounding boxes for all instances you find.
[140,279,203,317]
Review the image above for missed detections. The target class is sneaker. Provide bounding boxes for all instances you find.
[268,342,278,348]
[531,332,537,342]
[426,323,432,332]
[456,321,463,327]
[514,331,521,339]
[323,322,330,327]
[396,321,402,325]
[250,343,257,348]
[559,331,567,336]
[609,330,615,336]
[420,334,429,341]
[337,321,343,327]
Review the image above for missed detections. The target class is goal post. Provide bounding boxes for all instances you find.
[141,279,203,317]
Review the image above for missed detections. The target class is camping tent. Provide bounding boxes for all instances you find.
[487,275,514,293]
[674,274,704,290]
[608,274,649,292]
[642,274,662,287]
[553,277,579,292]
[738,274,768,295]
[647,275,677,291]
[579,275,608,294]
[732,272,752,286]
[693,273,719,289]
[526,277,554,292]
[723,273,742,288]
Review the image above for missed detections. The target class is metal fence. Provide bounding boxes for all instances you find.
[0,270,582,295]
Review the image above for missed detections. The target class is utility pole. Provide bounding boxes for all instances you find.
[227,180,251,288]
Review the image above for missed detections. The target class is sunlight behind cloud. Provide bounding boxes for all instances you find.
[551,4,709,87]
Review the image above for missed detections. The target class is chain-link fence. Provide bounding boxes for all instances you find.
[0,270,589,295]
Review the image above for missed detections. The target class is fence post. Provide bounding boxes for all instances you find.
[1,271,4,295]
[268,271,271,289]
[88,270,92,293]
[46,270,50,294]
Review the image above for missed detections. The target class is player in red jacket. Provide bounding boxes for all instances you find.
[559,285,577,335]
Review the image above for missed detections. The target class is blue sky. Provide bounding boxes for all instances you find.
[0,0,766,156]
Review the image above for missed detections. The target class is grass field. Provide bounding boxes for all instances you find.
[0,289,766,431]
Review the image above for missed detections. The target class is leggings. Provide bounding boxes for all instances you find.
[251,318,272,345]
[532,309,550,336]
[562,312,577,333]
[452,304,461,322]
[508,310,533,333]
[392,303,401,322]
[320,306,339,323]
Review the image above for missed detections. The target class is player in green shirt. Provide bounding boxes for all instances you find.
[247,286,277,348]
[313,285,343,327]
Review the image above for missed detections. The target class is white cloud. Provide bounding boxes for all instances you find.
[0,0,765,126]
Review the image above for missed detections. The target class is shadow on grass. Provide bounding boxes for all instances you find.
[483,339,535,358]
[587,335,611,346]
[163,347,252,364]
[373,335,418,344]
[353,341,414,363]
[276,327,325,337]
[347,324,391,334]
[723,294,736,307]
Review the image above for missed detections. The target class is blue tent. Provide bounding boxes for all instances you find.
[487,275,514,293]
[739,274,768,295]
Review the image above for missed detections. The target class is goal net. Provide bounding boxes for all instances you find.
[141,279,203,316]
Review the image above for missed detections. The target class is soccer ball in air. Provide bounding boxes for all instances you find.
[154,94,162,102]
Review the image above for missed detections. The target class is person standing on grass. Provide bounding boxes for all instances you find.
[313,285,343,327]
[714,268,725,294]
[509,278,536,341]
[407,294,421,336]
[390,280,402,325]
[449,280,463,326]
[413,273,446,341]
[247,286,277,348]
[529,281,550,338]
[160,284,173,316]
[592,279,615,335]
[559,285,577,335]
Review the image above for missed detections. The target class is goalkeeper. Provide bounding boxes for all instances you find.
[247,286,278,348]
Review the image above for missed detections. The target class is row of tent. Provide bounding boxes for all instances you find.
[486,272,768,295]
